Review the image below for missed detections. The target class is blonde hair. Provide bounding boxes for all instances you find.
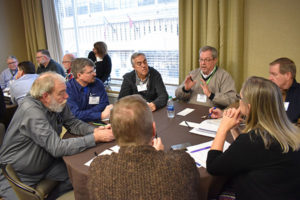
[30,72,65,99]
[241,76,300,153]
[110,95,153,146]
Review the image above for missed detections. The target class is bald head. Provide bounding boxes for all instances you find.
[62,54,76,70]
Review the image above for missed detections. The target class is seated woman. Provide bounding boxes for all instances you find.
[88,41,112,84]
[207,76,300,200]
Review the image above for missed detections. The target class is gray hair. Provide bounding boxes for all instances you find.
[30,72,65,99]
[199,46,218,59]
[6,55,17,60]
[71,58,95,79]
[130,52,146,67]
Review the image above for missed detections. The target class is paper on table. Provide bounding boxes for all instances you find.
[84,145,120,167]
[179,121,199,128]
[186,140,230,168]
[176,108,195,116]
[189,119,221,138]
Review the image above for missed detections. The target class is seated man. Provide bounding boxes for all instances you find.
[36,49,65,77]
[9,61,38,105]
[62,53,75,81]
[269,57,300,124]
[0,72,114,200]
[118,52,168,111]
[88,95,201,199]
[175,46,236,108]
[0,55,18,89]
[66,58,112,122]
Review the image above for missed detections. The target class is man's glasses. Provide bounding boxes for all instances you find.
[199,58,214,63]
[7,61,17,65]
[84,68,96,74]
[136,60,147,67]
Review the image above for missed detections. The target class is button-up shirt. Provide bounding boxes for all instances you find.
[0,68,18,89]
[10,74,39,104]
[66,78,109,122]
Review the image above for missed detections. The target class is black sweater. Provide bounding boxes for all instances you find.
[118,67,168,109]
[207,130,300,200]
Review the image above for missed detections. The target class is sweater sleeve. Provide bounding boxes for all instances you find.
[151,71,168,109]
[118,75,134,99]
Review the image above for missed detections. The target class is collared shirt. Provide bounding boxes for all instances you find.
[285,79,300,123]
[0,96,95,175]
[65,68,73,81]
[9,74,39,105]
[66,78,109,122]
[0,68,18,89]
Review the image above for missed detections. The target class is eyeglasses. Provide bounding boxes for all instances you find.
[62,61,72,64]
[7,61,17,65]
[199,58,214,63]
[236,94,244,101]
[84,68,96,75]
[36,56,44,59]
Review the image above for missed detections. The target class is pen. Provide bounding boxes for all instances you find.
[190,76,193,82]
[92,122,106,126]
[155,132,158,138]
[185,121,192,129]
[208,107,216,117]
[94,152,98,157]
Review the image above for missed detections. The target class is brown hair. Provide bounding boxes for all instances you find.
[93,41,107,57]
[110,94,153,146]
[269,57,296,79]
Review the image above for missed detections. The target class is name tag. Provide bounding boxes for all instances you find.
[197,94,207,103]
[284,102,290,111]
[137,83,147,92]
[96,57,103,62]
[89,96,100,104]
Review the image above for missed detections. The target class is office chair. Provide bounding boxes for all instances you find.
[1,164,58,200]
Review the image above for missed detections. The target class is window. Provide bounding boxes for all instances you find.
[55,0,179,85]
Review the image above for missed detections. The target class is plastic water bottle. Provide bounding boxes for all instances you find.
[167,96,175,118]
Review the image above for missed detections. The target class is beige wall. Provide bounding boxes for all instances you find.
[244,0,300,84]
[0,0,27,72]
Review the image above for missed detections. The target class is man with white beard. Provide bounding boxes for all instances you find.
[0,72,114,200]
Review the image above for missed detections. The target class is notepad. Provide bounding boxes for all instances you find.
[189,119,221,138]
[186,140,230,168]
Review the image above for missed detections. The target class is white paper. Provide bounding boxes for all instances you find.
[284,102,289,111]
[189,119,221,138]
[84,149,113,166]
[187,140,230,168]
[179,121,199,128]
[109,145,120,153]
[176,108,195,116]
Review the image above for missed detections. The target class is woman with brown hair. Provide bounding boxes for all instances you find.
[207,76,300,200]
[88,41,112,83]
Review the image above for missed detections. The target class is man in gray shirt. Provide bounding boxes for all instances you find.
[0,72,114,200]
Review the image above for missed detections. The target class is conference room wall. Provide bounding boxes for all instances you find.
[0,0,299,85]
[243,0,300,83]
[0,0,27,72]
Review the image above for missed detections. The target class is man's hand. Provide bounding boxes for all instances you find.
[147,102,156,112]
[101,104,113,120]
[184,75,196,91]
[152,137,164,151]
[93,125,115,142]
[199,79,211,97]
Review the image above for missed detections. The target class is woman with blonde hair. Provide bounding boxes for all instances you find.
[207,76,300,200]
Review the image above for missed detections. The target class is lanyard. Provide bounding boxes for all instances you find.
[205,67,217,85]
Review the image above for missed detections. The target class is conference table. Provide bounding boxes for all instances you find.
[63,101,233,200]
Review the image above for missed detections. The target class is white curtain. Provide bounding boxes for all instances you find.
[41,0,63,64]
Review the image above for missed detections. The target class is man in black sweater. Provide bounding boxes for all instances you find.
[118,52,168,111]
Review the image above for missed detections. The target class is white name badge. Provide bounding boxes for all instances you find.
[284,102,290,111]
[197,94,207,103]
[137,83,147,92]
[89,96,100,104]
